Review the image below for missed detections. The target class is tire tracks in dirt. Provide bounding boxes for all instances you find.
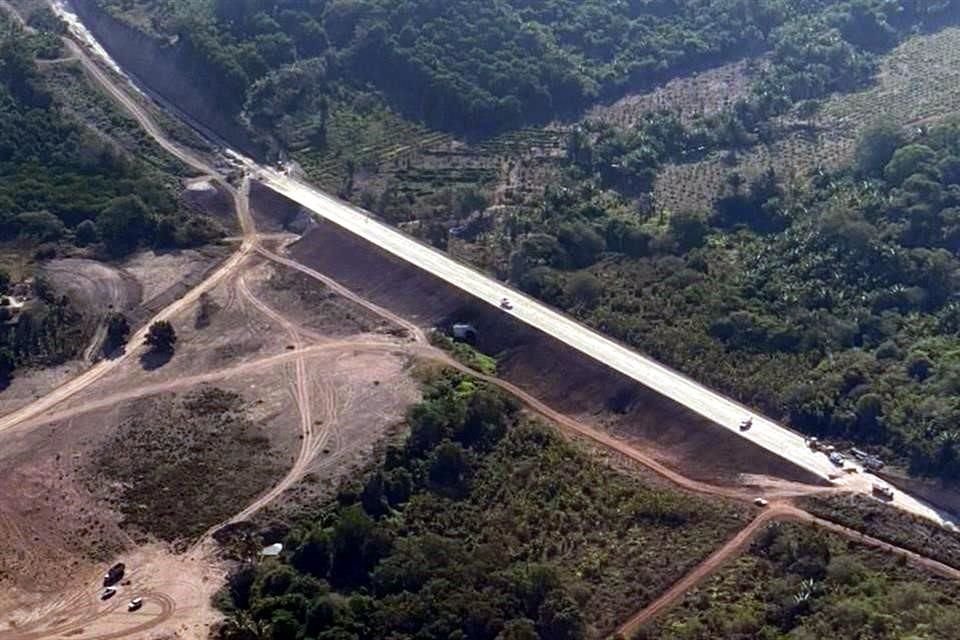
[226,275,322,526]
[5,11,957,640]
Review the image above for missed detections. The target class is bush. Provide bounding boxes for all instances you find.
[145,320,176,353]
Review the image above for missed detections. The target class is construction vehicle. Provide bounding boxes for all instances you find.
[739,417,753,431]
[500,297,513,310]
[872,484,894,501]
[754,498,768,507]
[103,562,125,587]
[829,452,845,467]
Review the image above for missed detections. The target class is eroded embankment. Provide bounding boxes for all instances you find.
[69,0,262,157]
[252,185,825,487]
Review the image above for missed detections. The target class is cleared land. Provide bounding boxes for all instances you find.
[654,27,960,213]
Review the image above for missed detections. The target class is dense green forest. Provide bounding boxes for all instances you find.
[486,118,960,482]
[97,0,960,143]
[0,12,221,384]
[216,371,748,640]
[642,522,960,639]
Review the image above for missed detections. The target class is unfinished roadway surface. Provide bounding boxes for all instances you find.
[258,170,952,525]
[50,0,951,525]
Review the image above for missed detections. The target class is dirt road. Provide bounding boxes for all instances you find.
[2,6,956,640]
[0,35,256,436]
[614,501,960,638]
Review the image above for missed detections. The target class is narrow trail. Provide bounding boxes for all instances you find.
[2,9,958,640]
[258,243,427,344]
[615,504,795,639]
[614,501,960,638]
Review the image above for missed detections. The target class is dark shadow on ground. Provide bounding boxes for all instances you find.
[140,349,173,370]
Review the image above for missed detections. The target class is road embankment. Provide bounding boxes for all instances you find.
[255,186,826,488]
[68,0,262,157]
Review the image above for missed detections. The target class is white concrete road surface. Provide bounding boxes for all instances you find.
[262,171,954,524]
[264,171,837,471]
[49,0,952,525]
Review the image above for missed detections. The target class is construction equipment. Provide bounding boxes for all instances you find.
[872,484,894,501]
[739,417,753,431]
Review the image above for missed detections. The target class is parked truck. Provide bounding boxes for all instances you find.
[103,562,125,587]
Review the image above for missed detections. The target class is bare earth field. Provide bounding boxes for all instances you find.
[0,237,422,639]
[0,247,227,418]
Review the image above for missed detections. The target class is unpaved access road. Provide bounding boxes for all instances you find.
[258,170,952,526]
[615,501,960,638]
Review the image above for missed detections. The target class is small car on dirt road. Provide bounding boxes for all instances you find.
[100,587,117,601]
[128,597,143,612]
[754,498,768,507]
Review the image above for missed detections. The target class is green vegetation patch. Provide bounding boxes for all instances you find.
[640,521,960,640]
[428,332,497,375]
[800,493,960,570]
[216,372,748,640]
[88,387,285,543]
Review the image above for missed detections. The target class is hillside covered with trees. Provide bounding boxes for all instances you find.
[0,10,222,384]
[95,0,959,144]
[215,371,748,640]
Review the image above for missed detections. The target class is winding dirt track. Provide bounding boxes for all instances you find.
[2,7,958,639]
[615,502,960,638]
